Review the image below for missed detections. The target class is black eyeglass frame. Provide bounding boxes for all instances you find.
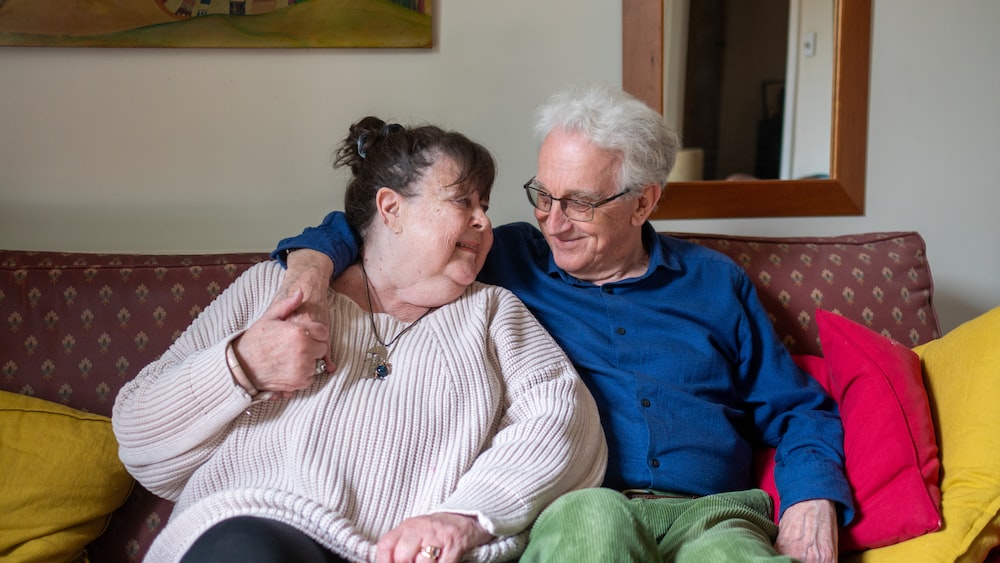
[522,177,629,222]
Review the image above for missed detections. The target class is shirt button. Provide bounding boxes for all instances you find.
[641,398,651,408]
[603,286,614,294]
[616,327,626,335]
[650,459,660,468]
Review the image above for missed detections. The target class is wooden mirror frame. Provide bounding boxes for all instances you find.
[623,0,872,219]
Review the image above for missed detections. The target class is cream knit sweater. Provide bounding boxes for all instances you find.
[113,261,607,562]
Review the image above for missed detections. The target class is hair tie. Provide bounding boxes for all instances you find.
[356,132,369,159]
[357,124,402,159]
[381,123,403,136]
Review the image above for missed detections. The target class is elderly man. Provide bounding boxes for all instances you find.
[270,85,852,563]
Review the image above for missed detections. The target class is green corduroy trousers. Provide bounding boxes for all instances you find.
[521,487,799,563]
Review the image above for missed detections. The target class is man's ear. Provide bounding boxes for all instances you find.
[632,183,663,226]
[375,187,402,233]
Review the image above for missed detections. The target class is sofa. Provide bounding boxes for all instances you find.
[1,231,998,562]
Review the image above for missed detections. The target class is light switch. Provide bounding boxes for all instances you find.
[803,32,817,59]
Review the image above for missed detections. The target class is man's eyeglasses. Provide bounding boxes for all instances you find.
[523,177,628,222]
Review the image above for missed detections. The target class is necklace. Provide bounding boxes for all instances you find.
[360,261,435,380]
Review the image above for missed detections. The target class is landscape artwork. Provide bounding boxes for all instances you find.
[0,0,431,48]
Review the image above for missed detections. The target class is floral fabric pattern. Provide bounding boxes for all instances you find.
[0,231,938,560]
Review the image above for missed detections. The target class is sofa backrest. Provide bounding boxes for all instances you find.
[0,230,939,561]
[0,251,268,417]
[668,230,940,356]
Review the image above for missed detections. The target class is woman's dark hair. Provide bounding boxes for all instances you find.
[334,116,496,237]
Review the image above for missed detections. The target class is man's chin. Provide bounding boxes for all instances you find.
[551,254,584,276]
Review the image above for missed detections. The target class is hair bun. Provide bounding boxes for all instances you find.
[355,120,404,160]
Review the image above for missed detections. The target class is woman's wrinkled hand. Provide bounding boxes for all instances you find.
[232,289,330,398]
[375,512,493,563]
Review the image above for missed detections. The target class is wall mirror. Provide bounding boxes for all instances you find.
[623,0,871,219]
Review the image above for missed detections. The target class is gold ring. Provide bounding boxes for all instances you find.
[419,545,442,560]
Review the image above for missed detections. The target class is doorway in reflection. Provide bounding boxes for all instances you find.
[671,0,834,181]
[684,0,787,180]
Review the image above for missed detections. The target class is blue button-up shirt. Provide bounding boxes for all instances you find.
[274,214,854,522]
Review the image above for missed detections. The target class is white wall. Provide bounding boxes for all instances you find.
[0,1,620,251]
[1,0,998,333]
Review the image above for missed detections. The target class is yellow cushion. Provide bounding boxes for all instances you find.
[0,391,134,562]
[845,306,1000,562]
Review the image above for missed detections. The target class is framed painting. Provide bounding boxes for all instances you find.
[0,0,432,48]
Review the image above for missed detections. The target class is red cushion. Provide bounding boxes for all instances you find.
[753,309,942,552]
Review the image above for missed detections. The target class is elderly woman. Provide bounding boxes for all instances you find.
[112,117,607,563]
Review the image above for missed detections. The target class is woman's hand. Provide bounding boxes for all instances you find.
[232,289,329,397]
[375,512,493,563]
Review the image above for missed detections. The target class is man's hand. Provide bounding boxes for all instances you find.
[278,249,335,326]
[376,512,493,563]
[266,249,336,379]
[775,499,838,563]
[233,289,329,397]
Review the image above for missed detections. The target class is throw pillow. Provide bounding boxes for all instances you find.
[814,308,941,552]
[844,306,1000,563]
[751,310,942,552]
[0,390,134,562]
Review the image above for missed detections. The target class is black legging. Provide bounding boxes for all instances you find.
[179,516,349,563]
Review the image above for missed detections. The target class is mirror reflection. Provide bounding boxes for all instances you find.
[665,0,834,181]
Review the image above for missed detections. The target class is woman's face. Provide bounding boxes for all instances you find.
[388,156,493,303]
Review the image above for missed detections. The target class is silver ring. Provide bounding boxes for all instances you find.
[419,545,442,560]
[314,359,327,375]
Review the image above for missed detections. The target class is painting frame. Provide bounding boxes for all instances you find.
[0,0,432,49]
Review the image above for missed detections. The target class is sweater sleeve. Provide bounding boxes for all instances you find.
[112,262,284,501]
[433,288,608,536]
[271,211,359,279]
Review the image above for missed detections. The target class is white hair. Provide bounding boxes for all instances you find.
[534,84,681,193]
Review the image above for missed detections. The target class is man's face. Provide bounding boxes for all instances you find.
[533,129,643,283]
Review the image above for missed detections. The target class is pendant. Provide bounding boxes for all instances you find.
[366,344,391,380]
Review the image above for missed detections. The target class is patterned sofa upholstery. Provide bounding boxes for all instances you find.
[0,251,268,561]
[0,231,943,561]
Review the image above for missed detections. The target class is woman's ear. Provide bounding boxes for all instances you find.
[631,183,663,226]
[375,187,403,233]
